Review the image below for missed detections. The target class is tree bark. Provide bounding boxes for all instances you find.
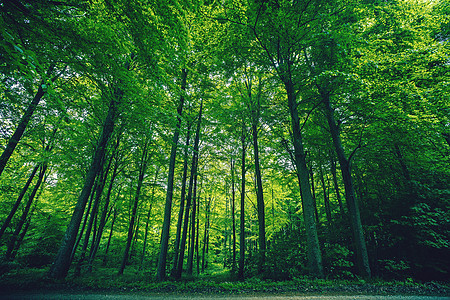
[171,125,191,277]
[322,91,371,278]
[285,79,324,278]
[238,123,246,280]
[102,207,117,266]
[5,163,47,260]
[251,108,266,274]
[230,158,237,272]
[75,162,110,276]
[156,68,187,281]
[0,164,39,241]
[48,92,118,280]
[187,148,200,275]
[309,165,320,225]
[330,153,344,213]
[176,99,203,279]
[319,165,332,227]
[118,141,149,275]
[87,150,121,272]
[140,167,159,271]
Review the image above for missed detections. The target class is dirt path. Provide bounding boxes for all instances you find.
[1,293,449,300]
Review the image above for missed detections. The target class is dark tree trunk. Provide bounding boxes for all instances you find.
[322,92,371,278]
[201,197,211,273]
[238,124,246,280]
[71,180,96,263]
[88,146,121,272]
[0,64,59,177]
[319,165,332,226]
[118,141,149,275]
[0,164,39,241]
[285,79,323,278]
[5,163,47,260]
[230,158,237,272]
[157,69,187,281]
[251,114,266,274]
[140,167,159,271]
[103,208,117,266]
[309,165,320,225]
[330,153,344,213]
[0,86,44,177]
[171,125,191,276]
[196,179,201,275]
[48,92,118,280]
[75,162,110,276]
[176,100,203,279]
[187,152,200,275]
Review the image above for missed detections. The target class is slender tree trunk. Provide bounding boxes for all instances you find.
[176,100,203,279]
[0,87,44,177]
[103,208,117,266]
[230,158,237,272]
[171,126,191,276]
[196,180,201,275]
[238,124,246,280]
[309,166,320,225]
[88,149,121,272]
[49,92,118,280]
[140,167,159,271]
[0,164,39,240]
[252,119,266,274]
[71,180,96,263]
[330,153,344,213]
[0,64,60,177]
[157,69,187,281]
[75,163,110,276]
[285,79,323,278]
[319,165,332,226]
[322,91,371,278]
[5,163,47,260]
[187,154,199,275]
[201,197,211,273]
[118,142,149,275]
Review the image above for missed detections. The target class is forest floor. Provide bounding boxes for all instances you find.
[0,266,449,299]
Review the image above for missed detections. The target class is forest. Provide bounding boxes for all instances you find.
[0,0,449,290]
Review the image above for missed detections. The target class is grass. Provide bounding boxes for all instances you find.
[0,263,449,296]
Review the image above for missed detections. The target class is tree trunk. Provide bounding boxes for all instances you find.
[87,149,121,272]
[309,165,320,225]
[140,167,159,271]
[330,153,344,213]
[322,91,371,278]
[5,163,47,260]
[71,180,96,263]
[251,113,266,274]
[118,141,149,275]
[238,124,246,280]
[75,162,110,276]
[285,79,323,278]
[0,64,59,177]
[0,164,39,241]
[187,152,200,275]
[201,197,211,273]
[103,208,117,266]
[157,69,187,281]
[176,99,203,279]
[48,92,118,280]
[319,165,332,227]
[0,86,44,177]
[171,125,191,277]
[230,158,237,272]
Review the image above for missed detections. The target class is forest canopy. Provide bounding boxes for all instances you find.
[0,0,449,284]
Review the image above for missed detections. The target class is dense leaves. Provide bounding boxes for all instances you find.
[0,0,449,285]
